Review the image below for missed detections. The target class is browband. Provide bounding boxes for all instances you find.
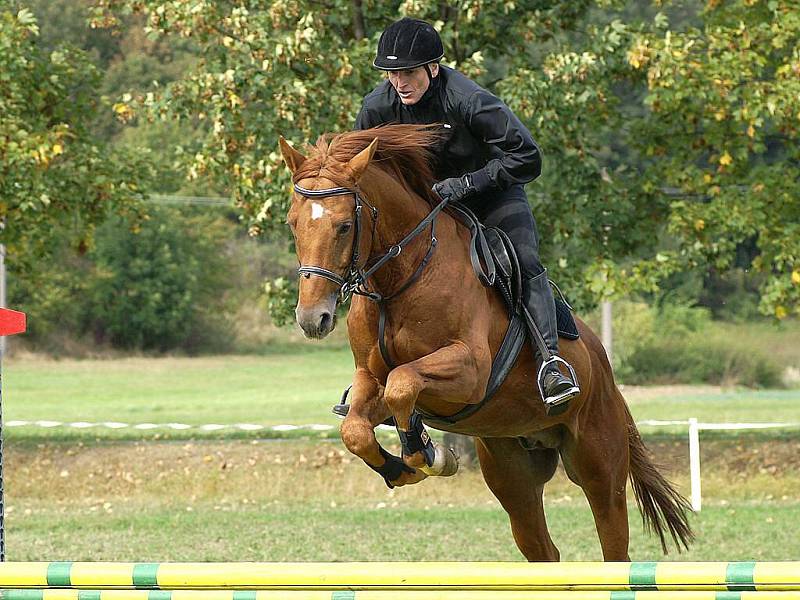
[293,184,354,197]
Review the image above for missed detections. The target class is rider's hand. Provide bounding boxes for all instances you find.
[432,174,477,203]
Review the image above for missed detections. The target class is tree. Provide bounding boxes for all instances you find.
[628,0,800,318]
[0,2,153,266]
[90,0,799,318]
[87,206,237,352]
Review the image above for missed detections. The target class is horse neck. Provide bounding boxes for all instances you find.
[360,167,441,294]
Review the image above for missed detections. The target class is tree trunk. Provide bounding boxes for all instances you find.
[351,0,365,41]
[442,432,477,468]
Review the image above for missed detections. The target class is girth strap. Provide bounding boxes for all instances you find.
[416,311,527,427]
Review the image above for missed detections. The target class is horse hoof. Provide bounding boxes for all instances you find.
[420,443,459,477]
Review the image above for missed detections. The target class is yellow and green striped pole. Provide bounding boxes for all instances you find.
[2,590,800,600]
[0,563,798,592]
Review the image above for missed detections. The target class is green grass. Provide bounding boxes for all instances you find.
[3,353,799,442]
[627,388,800,421]
[6,438,799,561]
[624,387,800,435]
[9,496,800,562]
[4,351,353,426]
[3,322,798,562]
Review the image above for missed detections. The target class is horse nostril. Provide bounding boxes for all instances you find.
[319,312,332,331]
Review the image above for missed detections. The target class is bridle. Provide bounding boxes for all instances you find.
[293,182,450,367]
[294,184,379,301]
[293,182,449,304]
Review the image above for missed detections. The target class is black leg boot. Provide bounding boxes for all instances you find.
[522,270,580,414]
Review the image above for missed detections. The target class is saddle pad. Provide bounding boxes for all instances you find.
[555,297,579,340]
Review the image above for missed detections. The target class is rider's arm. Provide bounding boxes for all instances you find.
[463,89,542,192]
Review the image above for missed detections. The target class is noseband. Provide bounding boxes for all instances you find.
[293,182,449,368]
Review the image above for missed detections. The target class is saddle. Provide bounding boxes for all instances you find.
[413,203,579,428]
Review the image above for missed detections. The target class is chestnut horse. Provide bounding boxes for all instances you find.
[279,124,692,560]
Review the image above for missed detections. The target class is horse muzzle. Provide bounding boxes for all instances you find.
[295,297,338,339]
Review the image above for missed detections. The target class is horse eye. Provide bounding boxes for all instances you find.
[337,222,353,235]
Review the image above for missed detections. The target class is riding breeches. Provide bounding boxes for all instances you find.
[462,184,545,279]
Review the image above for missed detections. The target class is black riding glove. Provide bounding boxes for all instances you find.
[432,174,477,203]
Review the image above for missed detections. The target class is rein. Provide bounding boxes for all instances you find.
[293,183,449,368]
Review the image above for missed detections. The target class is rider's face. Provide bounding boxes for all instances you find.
[387,63,439,105]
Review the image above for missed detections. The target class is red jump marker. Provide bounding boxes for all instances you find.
[0,309,26,336]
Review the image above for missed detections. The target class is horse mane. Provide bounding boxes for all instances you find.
[292,124,443,205]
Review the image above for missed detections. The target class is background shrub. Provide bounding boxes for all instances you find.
[85,206,236,352]
[607,301,784,388]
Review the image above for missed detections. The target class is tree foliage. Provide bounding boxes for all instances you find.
[88,0,800,318]
[0,2,153,264]
[630,0,800,318]
[88,207,237,351]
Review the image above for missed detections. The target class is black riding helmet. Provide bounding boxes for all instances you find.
[373,17,444,71]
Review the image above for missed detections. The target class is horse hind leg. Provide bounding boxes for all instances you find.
[476,437,560,561]
[559,397,631,561]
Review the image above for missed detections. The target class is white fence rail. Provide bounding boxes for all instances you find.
[640,419,800,511]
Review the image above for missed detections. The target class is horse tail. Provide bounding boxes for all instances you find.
[624,401,694,553]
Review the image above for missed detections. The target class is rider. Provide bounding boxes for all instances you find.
[354,17,579,411]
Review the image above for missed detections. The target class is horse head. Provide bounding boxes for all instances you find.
[279,135,379,339]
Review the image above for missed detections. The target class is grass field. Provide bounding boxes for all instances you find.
[4,352,800,442]
[3,353,799,562]
[6,438,800,561]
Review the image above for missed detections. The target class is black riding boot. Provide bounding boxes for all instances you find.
[522,270,580,414]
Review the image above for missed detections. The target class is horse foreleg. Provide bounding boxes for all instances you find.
[340,368,427,488]
[383,342,475,473]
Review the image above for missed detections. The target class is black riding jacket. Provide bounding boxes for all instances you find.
[354,65,542,193]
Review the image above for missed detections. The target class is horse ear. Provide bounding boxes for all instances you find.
[347,137,379,183]
[279,136,306,174]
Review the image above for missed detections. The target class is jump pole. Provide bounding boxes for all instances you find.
[1,592,800,600]
[0,562,798,592]
[0,308,27,562]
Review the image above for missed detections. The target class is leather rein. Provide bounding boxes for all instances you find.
[293,183,450,368]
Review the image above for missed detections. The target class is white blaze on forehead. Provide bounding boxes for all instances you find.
[310,202,327,220]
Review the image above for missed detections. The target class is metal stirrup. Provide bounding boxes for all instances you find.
[536,356,579,405]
